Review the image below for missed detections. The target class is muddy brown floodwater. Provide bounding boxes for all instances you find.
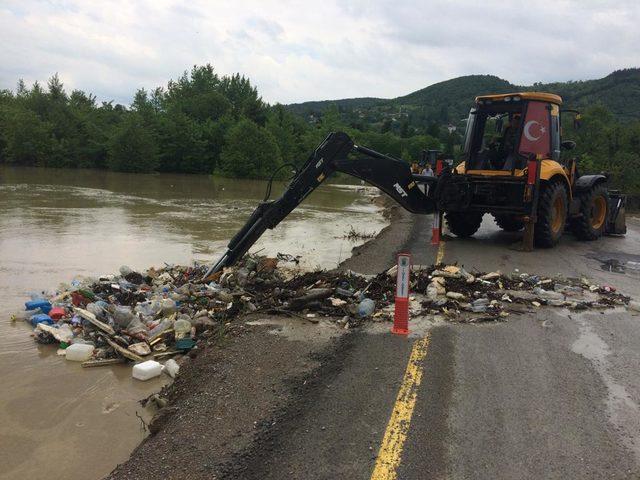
[0,166,387,480]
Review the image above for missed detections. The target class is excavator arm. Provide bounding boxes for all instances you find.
[202,131,439,279]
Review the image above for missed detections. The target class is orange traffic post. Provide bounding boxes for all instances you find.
[392,253,411,335]
[431,210,441,245]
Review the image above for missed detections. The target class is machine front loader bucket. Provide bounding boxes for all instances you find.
[606,192,627,235]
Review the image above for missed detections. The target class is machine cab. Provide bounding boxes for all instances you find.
[460,92,562,174]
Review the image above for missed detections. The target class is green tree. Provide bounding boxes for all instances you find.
[1,108,53,165]
[107,114,158,172]
[218,118,282,177]
[157,109,210,173]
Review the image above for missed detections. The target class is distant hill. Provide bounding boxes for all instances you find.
[287,68,640,129]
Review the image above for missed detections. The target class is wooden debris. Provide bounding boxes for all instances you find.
[290,288,333,310]
[105,337,143,362]
[81,358,125,368]
[74,307,116,336]
[153,350,181,359]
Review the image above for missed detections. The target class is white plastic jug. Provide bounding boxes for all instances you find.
[132,360,163,381]
[65,343,94,361]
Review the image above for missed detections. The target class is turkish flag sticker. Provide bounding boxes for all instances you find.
[519,101,550,157]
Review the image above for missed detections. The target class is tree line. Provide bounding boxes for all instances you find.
[0,65,441,178]
[0,65,638,195]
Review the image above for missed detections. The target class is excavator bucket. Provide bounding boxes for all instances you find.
[606,192,627,235]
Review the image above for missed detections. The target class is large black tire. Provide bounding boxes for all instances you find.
[572,183,609,240]
[534,181,568,247]
[493,214,524,232]
[445,211,483,238]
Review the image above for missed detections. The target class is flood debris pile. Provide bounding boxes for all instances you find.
[13,256,637,376]
[13,263,241,379]
[399,264,633,322]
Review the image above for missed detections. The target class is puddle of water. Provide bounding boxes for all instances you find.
[569,311,640,462]
[586,251,640,276]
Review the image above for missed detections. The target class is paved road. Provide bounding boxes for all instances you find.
[236,215,640,479]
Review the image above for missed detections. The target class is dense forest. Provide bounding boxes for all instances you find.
[0,65,638,195]
[0,65,439,178]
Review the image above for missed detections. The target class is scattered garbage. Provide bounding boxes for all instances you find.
[12,256,637,379]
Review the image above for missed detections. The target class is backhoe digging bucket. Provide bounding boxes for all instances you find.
[606,192,627,235]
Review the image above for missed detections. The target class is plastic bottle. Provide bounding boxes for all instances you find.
[149,318,174,339]
[30,314,54,326]
[11,310,30,322]
[86,302,104,318]
[119,265,133,276]
[25,299,52,314]
[110,306,135,328]
[358,298,375,317]
[65,343,94,361]
[160,298,177,316]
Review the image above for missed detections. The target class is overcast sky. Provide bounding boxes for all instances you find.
[1,1,638,105]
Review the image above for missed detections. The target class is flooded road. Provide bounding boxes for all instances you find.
[0,166,387,480]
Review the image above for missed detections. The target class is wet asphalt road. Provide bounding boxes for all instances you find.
[240,215,640,480]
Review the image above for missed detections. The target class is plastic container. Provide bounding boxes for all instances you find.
[132,360,163,381]
[49,307,66,320]
[25,299,52,314]
[65,343,94,361]
[357,298,375,317]
[30,314,54,326]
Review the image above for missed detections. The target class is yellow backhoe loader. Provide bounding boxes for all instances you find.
[204,92,627,277]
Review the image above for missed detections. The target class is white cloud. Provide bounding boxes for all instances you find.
[0,0,638,104]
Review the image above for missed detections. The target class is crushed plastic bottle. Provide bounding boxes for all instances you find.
[119,265,133,276]
[533,287,564,301]
[174,317,192,339]
[86,302,105,318]
[471,298,490,313]
[149,318,174,339]
[160,298,177,316]
[358,298,375,317]
[109,305,135,328]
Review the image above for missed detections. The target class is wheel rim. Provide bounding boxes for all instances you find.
[551,195,565,233]
[591,196,607,229]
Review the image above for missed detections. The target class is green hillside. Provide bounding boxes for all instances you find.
[287,68,640,129]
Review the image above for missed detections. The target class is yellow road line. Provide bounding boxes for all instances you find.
[370,334,431,480]
[435,238,446,264]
